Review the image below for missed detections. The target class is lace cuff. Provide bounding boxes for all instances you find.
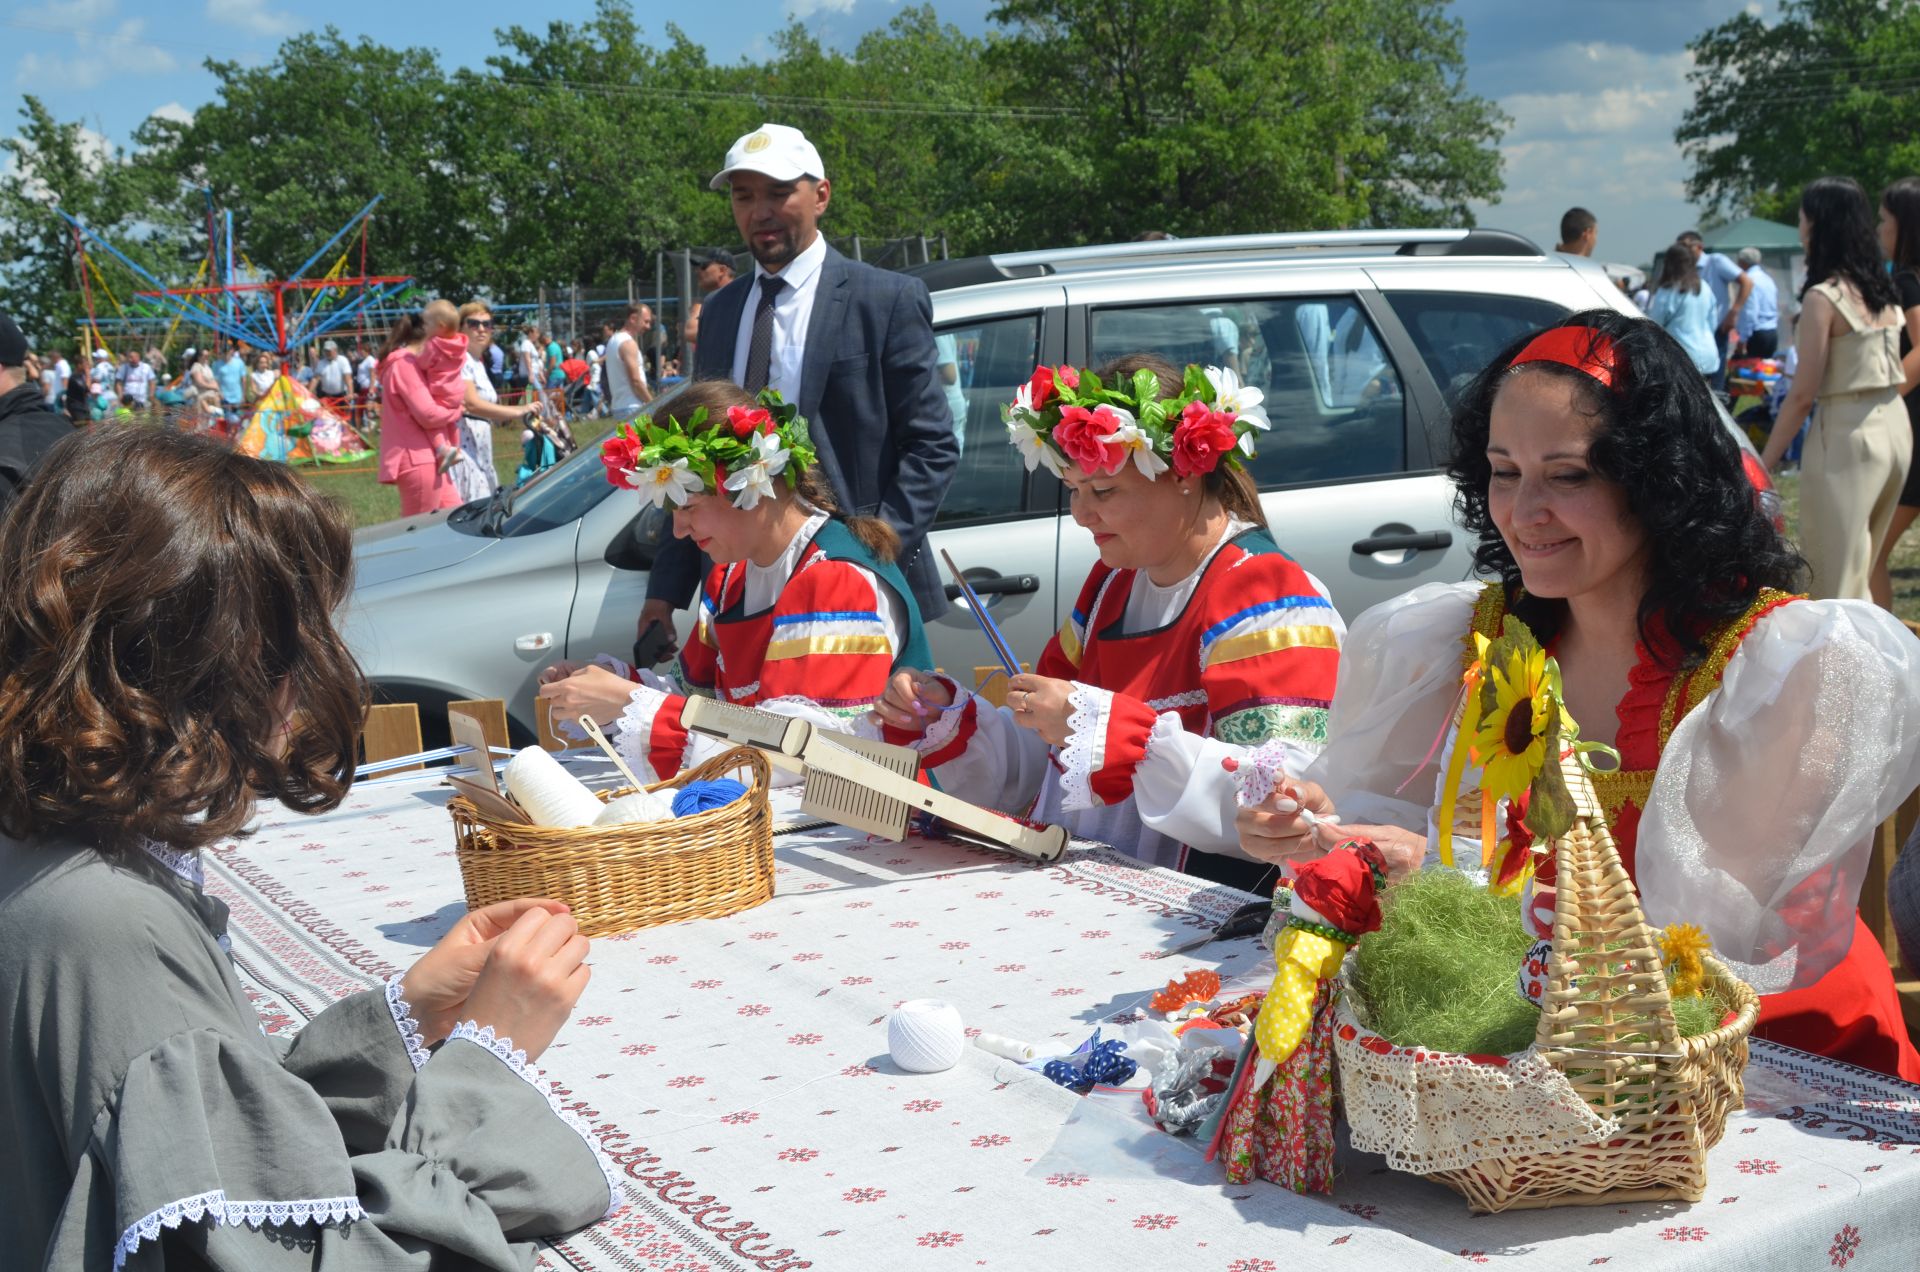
[446,1021,625,1220]
[115,1190,363,1271]
[911,675,973,756]
[384,973,431,1071]
[1057,682,1114,811]
[615,683,689,780]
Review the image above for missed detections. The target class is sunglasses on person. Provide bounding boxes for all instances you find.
[463,318,494,330]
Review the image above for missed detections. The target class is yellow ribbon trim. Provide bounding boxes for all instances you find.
[764,634,891,661]
[1205,624,1341,668]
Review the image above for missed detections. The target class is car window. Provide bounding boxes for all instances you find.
[934,312,1042,525]
[1089,298,1406,486]
[1383,292,1570,410]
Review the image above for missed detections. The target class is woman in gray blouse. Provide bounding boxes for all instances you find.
[0,425,619,1269]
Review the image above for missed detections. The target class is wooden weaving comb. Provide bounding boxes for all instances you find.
[679,697,1068,862]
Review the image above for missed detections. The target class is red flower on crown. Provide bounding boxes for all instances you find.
[727,405,774,438]
[1171,400,1238,477]
[1054,405,1128,475]
[600,429,643,488]
[1025,364,1080,413]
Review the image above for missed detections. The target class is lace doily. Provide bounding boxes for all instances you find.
[1333,993,1619,1174]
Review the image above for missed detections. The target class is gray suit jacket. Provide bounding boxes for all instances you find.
[648,242,958,619]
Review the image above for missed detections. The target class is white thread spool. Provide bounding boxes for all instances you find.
[887,999,965,1073]
[973,1031,1039,1063]
[594,790,675,826]
[503,747,605,828]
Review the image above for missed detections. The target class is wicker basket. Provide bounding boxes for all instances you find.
[1338,748,1761,1212]
[447,747,773,938]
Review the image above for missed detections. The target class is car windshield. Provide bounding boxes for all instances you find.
[449,385,688,539]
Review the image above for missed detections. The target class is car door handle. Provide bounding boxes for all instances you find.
[1351,530,1452,555]
[944,573,1041,602]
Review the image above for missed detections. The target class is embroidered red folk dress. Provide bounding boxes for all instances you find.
[609,515,931,780]
[1468,585,1920,1081]
[1305,580,1920,1081]
[911,524,1341,883]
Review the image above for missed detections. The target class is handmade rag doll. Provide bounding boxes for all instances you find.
[1209,841,1387,1192]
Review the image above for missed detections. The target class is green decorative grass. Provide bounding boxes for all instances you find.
[1349,870,1730,1057]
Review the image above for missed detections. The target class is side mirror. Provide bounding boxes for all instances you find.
[604,505,670,571]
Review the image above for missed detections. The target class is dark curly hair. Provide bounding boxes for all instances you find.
[0,425,366,853]
[1445,309,1804,667]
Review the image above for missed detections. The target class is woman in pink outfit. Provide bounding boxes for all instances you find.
[377,302,470,516]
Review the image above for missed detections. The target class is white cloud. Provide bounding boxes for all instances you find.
[203,0,300,38]
[5,122,116,203]
[16,0,119,32]
[149,101,195,126]
[1470,42,1704,267]
[14,16,177,90]
[784,0,861,16]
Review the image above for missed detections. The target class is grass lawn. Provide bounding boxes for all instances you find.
[299,418,618,528]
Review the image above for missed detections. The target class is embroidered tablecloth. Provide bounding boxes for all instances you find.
[215,764,1920,1271]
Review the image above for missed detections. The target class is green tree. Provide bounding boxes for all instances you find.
[0,96,175,348]
[1678,0,1920,222]
[984,0,1505,243]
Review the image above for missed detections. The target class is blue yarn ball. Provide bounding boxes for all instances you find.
[671,778,748,817]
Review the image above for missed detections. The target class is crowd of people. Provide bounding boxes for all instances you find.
[6,120,1920,1262]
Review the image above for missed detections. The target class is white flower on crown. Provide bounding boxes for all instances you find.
[722,430,792,510]
[1097,407,1169,480]
[1007,415,1065,477]
[1204,365,1269,452]
[630,458,705,509]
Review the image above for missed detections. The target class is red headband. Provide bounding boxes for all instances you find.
[1507,326,1623,390]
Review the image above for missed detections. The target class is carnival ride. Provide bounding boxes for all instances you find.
[58,193,414,464]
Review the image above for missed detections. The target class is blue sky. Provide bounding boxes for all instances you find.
[4,0,1772,270]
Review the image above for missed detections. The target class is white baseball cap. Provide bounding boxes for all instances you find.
[92,348,109,360]
[709,123,825,191]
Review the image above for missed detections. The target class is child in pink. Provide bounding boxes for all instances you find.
[377,302,473,515]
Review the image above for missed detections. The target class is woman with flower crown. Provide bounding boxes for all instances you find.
[1238,310,1920,1080]
[870,354,1342,889]
[536,381,931,781]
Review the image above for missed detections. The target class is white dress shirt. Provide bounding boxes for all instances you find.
[730,231,828,401]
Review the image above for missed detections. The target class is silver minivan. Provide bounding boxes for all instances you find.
[342,230,1658,742]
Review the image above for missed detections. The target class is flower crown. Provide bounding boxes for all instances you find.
[1003,362,1270,480]
[600,389,818,511]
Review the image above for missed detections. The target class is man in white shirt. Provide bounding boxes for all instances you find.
[602,305,654,415]
[315,340,354,402]
[39,349,68,408]
[121,350,156,411]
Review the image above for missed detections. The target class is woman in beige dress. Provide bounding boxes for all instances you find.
[1762,175,1910,600]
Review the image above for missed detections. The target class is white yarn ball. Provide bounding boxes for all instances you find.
[593,790,674,826]
[887,999,965,1073]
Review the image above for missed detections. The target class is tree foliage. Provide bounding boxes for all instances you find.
[1,0,1505,347]
[1678,0,1920,223]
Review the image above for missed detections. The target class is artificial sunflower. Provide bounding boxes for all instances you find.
[1470,642,1554,807]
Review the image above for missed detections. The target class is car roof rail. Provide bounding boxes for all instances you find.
[989,229,1543,271]
[903,228,1546,292]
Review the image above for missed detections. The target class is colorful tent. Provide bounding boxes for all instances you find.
[237,374,375,465]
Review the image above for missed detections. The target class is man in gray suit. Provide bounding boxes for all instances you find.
[637,124,958,656]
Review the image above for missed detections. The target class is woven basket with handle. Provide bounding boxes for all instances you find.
[447,746,773,938]
[1343,747,1760,1212]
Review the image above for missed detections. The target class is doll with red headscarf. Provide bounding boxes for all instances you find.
[1209,840,1388,1192]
